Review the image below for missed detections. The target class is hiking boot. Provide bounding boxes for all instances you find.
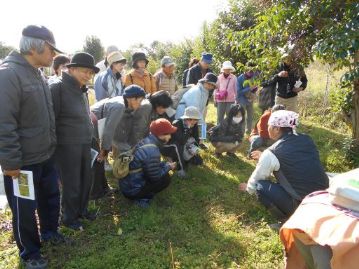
[22,256,48,269]
[41,231,71,246]
[63,220,84,231]
[135,199,151,208]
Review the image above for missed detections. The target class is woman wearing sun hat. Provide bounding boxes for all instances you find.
[214,61,238,124]
[94,51,127,101]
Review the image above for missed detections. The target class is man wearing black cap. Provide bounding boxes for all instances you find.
[50,52,99,231]
[0,25,63,269]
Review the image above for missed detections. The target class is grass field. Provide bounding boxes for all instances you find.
[0,63,354,268]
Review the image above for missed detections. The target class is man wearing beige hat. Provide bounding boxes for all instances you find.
[154,56,178,95]
[94,51,127,100]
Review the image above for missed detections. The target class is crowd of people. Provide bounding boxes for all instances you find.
[0,25,356,269]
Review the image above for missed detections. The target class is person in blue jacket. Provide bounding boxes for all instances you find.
[120,118,177,207]
[237,67,258,135]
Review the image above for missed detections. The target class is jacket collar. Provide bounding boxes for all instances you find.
[62,72,88,93]
[147,134,162,147]
[4,51,42,75]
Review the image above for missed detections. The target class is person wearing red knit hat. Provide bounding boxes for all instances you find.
[119,118,177,207]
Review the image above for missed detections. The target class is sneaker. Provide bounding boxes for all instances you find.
[22,256,48,269]
[63,220,84,231]
[135,199,151,208]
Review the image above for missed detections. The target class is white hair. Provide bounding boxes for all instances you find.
[19,36,46,55]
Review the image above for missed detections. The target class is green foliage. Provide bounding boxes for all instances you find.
[202,0,270,73]
[0,42,15,59]
[83,36,104,63]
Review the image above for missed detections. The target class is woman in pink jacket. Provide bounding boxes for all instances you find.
[214,61,238,124]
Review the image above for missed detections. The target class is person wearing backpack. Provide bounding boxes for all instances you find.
[89,85,146,199]
[214,61,238,124]
[182,58,199,87]
[124,52,157,94]
[239,110,329,223]
[209,104,245,158]
[119,118,177,208]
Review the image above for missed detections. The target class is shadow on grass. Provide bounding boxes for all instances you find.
[298,121,354,172]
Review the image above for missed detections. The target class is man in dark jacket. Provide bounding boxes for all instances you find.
[262,54,307,113]
[50,52,99,231]
[120,118,177,207]
[186,52,213,85]
[0,25,63,269]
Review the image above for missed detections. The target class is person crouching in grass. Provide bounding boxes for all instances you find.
[120,119,177,208]
[209,104,245,158]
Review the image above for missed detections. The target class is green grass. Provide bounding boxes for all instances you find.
[0,98,354,269]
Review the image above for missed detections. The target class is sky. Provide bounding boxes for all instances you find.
[0,0,226,53]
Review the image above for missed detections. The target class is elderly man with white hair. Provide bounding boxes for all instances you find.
[0,25,63,269]
[239,110,329,223]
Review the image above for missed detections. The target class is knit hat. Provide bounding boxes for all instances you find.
[268,110,299,128]
[123,85,146,98]
[198,72,218,86]
[221,61,235,72]
[161,56,175,67]
[181,106,201,120]
[107,51,126,66]
[201,52,213,64]
[150,118,177,137]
